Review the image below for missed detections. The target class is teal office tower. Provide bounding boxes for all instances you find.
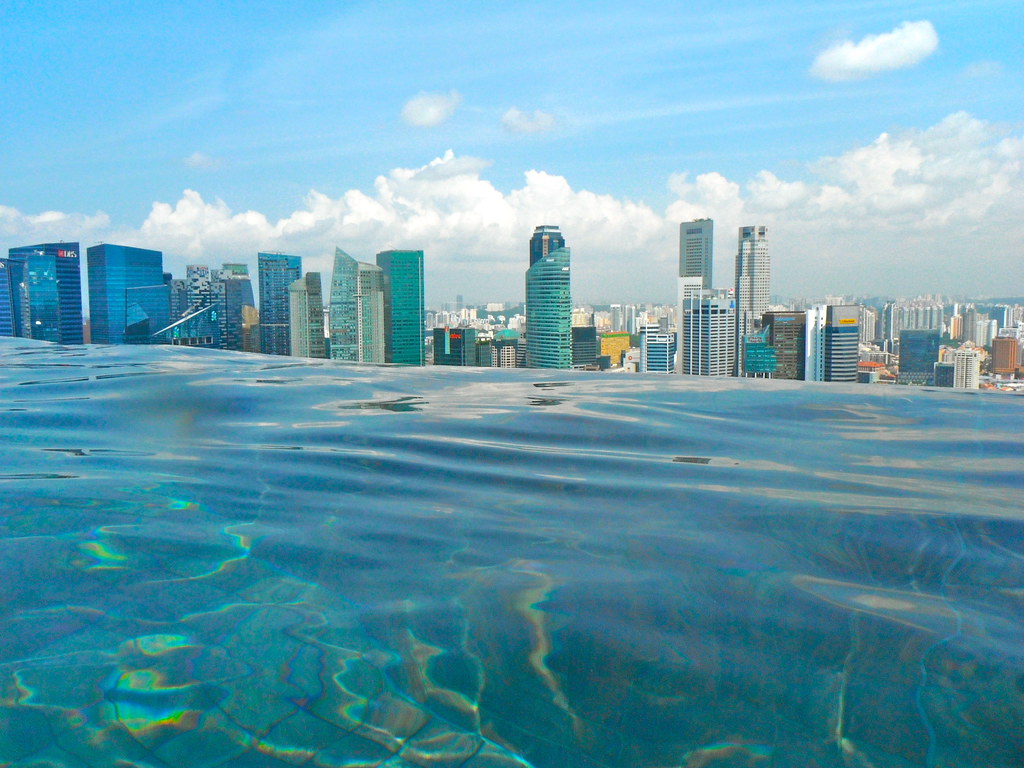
[258,252,302,356]
[375,250,424,365]
[525,226,572,369]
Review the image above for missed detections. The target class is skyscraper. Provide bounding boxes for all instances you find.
[763,311,807,380]
[87,244,166,344]
[3,243,83,344]
[640,324,677,373]
[288,272,326,359]
[529,225,565,267]
[897,329,941,385]
[330,248,385,363]
[376,250,424,365]
[258,252,301,356]
[215,263,256,352]
[734,225,769,376]
[805,305,859,382]
[676,220,713,373]
[679,294,735,376]
[525,226,571,369]
[433,326,478,366]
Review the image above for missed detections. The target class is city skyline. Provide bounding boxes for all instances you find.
[1,2,1021,304]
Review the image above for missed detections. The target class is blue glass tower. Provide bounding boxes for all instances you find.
[3,243,83,344]
[258,252,302,356]
[375,250,425,365]
[87,244,166,345]
[525,226,571,369]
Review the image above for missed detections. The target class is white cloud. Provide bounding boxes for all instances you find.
[811,21,938,81]
[184,151,223,169]
[961,60,1002,80]
[400,90,462,127]
[501,108,556,134]
[2,112,1021,301]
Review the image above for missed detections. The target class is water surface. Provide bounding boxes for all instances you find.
[1,339,1022,767]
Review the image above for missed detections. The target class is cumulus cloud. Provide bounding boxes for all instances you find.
[811,21,938,81]
[184,151,223,169]
[401,90,462,127]
[2,112,1021,301]
[501,108,556,133]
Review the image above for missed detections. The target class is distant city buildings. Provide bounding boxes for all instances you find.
[3,220,1020,391]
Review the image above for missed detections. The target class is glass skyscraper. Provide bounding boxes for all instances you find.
[525,226,572,369]
[529,225,565,267]
[2,243,83,344]
[376,250,424,365]
[258,252,301,356]
[329,248,385,363]
[87,244,165,345]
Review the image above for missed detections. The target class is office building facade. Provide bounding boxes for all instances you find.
[329,248,385,363]
[525,228,572,369]
[805,305,860,383]
[640,324,677,373]
[680,295,735,376]
[433,327,478,366]
[734,225,769,376]
[763,311,806,380]
[288,272,326,359]
[258,252,301,356]
[3,243,83,344]
[376,250,425,365]
[87,244,166,345]
[898,329,941,385]
[529,225,566,268]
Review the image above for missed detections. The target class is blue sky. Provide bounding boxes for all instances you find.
[1,0,1022,304]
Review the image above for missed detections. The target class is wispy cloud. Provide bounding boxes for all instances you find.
[960,60,1002,80]
[400,90,462,127]
[811,21,938,81]
[501,108,556,134]
[184,152,223,169]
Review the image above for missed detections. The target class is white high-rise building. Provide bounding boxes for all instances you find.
[679,293,736,376]
[676,219,713,373]
[734,225,769,376]
[953,345,982,389]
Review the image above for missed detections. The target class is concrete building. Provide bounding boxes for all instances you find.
[953,345,982,389]
[805,305,859,382]
[640,324,676,373]
[288,272,326,358]
[679,294,735,376]
[734,225,769,375]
